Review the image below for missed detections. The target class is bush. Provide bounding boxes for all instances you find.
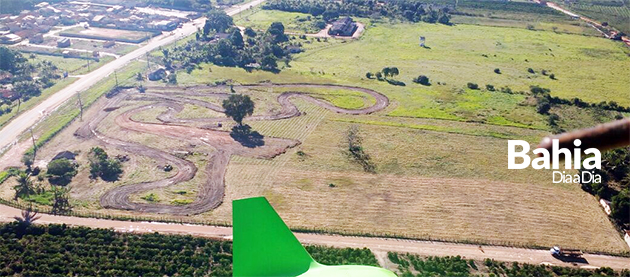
[536,100,551,114]
[486,84,495,91]
[386,79,405,86]
[494,68,501,74]
[527,68,535,74]
[88,147,123,182]
[467,82,479,90]
[46,158,77,186]
[412,75,431,86]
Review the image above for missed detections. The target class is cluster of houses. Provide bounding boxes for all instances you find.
[0,1,202,45]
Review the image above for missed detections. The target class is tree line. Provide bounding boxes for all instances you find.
[0,221,381,276]
[164,10,295,73]
[262,0,452,25]
[389,252,630,277]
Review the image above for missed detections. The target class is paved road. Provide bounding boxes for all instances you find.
[0,204,629,270]
[0,0,265,155]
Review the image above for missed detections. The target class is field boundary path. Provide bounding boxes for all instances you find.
[75,84,388,215]
[0,203,629,270]
[0,0,267,158]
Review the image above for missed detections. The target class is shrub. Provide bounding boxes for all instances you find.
[494,68,501,74]
[46,158,77,186]
[412,75,430,86]
[486,84,495,91]
[88,147,123,182]
[467,82,479,90]
[536,100,551,114]
[386,79,405,86]
[527,68,535,74]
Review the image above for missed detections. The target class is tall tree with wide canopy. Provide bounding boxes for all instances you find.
[223,94,254,126]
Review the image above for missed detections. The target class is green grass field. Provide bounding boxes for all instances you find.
[235,8,325,33]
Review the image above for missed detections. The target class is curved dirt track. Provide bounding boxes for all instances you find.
[75,84,389,215]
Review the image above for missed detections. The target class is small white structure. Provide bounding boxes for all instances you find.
[599,199,612,215]
[624,231,630,249]
[419,36,426,47]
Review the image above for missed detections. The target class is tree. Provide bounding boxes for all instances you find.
[51,186,71,215]
[222,94,254,125]
[261,55,278,71]
[413,75,430,86]
[0,46,25,73]
[611,189,629,224]
[167,73,177,84]
[230,28,244,48]
[203,10,234,34]
[13,172,33,200]
[365,72,373,79]
[494,68,501,74]
[136,72,144,81]
[22,152,34,170]
[537,100,551,115]
[14,81,41,99]
[267,22,288,43]
[46,158,77,185]
[381,67,391,78]
[13,206,40,226]
[467,82,479,90]
[375,72,383,80]
[389,67,399,77]
[88,147,123,182]
[244,27,257,37]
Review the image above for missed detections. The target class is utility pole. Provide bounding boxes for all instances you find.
[30,128,36,159]
[77,92,83,121]
[114,70,119,87]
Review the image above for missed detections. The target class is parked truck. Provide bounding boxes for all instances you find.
[550,246,583,257]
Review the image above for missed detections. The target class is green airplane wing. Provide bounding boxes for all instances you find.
[232,197,398,277]
[233,197,316,277]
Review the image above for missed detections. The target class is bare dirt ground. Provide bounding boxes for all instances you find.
[0,203,628,270]
[73,84,388,215]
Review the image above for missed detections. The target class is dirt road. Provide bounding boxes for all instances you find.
[0,203,629,270]
[76,84,388,215]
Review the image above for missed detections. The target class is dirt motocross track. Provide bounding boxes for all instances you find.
[74,84,388,215]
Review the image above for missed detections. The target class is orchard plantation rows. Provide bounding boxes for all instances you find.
[1,222,630,276]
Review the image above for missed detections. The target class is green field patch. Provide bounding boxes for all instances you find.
[272,87,377,110]
[235,9,324,34]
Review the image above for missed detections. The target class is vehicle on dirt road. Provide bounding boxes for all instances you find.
[550,246,583,258]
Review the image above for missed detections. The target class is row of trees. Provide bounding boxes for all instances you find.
[262,0,451,25]
[0,222,233,276]
[166,10,293,72]
[389,252,630,277]
[581,147,630,228]
[0,221,384,276]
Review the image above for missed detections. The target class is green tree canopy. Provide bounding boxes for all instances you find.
[203,10,234,35]
[47,158,77,186]
[223,94,255,125]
